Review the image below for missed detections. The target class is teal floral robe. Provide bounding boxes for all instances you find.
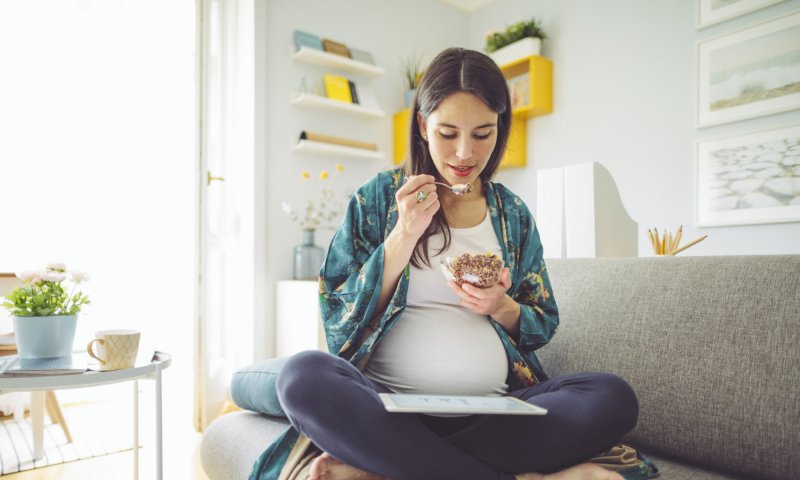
[249,169,559,479]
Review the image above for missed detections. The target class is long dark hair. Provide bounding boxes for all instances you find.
[404,47,511,268]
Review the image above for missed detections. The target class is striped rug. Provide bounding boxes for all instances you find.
[0,400,138,474]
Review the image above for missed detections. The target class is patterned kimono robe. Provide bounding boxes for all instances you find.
[249,169,559,480]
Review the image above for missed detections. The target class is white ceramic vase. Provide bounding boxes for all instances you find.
[13,314,77,359]
[489,37,542,67]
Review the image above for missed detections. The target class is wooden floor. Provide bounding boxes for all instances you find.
[0,444,210,479]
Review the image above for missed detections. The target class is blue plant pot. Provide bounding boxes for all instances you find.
[404,89,417,108]
[13,314,78,359]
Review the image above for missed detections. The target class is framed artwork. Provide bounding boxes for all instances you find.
[697,0,787,28]
[697,11,800,127]
[696,125,800,226]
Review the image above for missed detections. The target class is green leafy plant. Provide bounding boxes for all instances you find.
[2,263,90,317]
[400,53,424,90]
[485,18,548,53]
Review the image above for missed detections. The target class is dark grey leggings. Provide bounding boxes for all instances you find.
[276,350,638,480]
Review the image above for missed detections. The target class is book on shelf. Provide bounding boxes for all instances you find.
[0,352,89,376]
[323,73,353,103]
[348,47,375,65]
[322,38,350,58]
[293,29,323,52]
[507,73,530,110]
[299,131,377,151]
[348,80,360,104]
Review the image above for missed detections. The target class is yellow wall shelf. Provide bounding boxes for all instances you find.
[392,108,411,165]
[392,55,552,169]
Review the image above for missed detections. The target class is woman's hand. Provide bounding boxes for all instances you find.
[448,267,521,336]
[392,174,440,241]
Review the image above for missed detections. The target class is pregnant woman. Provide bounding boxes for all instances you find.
[253,47,640,480]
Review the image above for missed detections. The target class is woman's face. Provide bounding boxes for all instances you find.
[418,91,498,187]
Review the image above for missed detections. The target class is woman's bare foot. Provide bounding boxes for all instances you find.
[309,452,386,480]
[516,463,625,480]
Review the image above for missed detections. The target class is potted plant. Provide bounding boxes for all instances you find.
[400,53,424,108]
[2,263,90,359]
[485,18,548,66]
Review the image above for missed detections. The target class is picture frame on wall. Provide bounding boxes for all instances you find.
[696,124,800,227]
[697,11,800,127]
[697,0,787,28]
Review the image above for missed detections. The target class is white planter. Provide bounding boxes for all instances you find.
[489,37,542,67]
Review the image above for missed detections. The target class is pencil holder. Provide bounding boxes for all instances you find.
[647,226,707,256]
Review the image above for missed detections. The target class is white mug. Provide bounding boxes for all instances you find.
[87,329,140,371]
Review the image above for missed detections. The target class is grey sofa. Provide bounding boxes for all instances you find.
[201,256,800,479]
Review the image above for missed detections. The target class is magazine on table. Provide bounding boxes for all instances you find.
[0,352,89,376]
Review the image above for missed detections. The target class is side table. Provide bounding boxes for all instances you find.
[0,351,171,480]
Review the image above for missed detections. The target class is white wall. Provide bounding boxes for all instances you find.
[469,0,800,256]
[255,0,468,358]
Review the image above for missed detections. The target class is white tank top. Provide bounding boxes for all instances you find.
[364,210,509,396]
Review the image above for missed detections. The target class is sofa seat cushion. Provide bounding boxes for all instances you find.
[199,413,754,480]
[201,411,289,480]
[646,453,753,480]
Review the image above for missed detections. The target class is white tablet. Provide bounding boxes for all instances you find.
[379,393,547,416]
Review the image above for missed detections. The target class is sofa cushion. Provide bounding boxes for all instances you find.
[646,453,752,480]
[199,413,754,480]
[230,356,289,417]
[541,256,800,480]
[201,411,289,480]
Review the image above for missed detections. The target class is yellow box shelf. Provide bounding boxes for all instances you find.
[393,108,410,165]
[501,55,553,118]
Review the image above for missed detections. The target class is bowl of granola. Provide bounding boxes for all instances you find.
[440,252,504,288]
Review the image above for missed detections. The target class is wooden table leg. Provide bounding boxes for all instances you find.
[44,390,72,443]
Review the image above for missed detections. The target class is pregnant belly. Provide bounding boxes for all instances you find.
[364,307,509,395]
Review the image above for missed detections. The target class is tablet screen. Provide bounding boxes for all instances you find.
[379,393,547,416]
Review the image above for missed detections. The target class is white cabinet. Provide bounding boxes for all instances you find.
[275,280,327,357]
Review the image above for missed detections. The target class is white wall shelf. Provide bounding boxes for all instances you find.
[292,140,384,161]
[292,46,385,77]
[292,93,385,118]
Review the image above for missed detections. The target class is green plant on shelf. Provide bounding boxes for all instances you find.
[485,18,548,53]
[400,53,425,91]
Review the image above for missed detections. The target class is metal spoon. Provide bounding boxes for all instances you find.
[434,182,472,196]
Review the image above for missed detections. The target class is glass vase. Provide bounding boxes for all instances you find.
[293,229,324,280]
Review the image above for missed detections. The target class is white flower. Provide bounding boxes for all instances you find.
[40,270,67,283]
[281,202,293,215]
[15,270,36,282]
[71,271,90,284]
[46,262,67,272]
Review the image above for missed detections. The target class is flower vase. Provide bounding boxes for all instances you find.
[403,88,417,108]
[293,229,324,281]
[13,314,77,359]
